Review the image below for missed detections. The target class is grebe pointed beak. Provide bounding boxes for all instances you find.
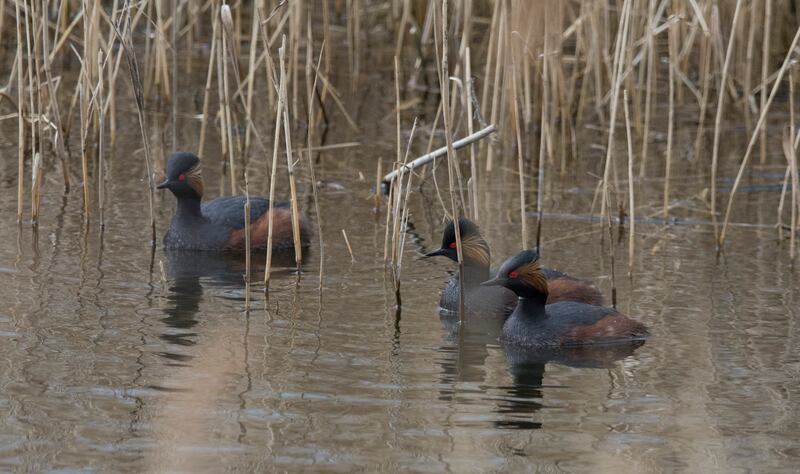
[157,179,171,189]
[481,275,505,287]
[424,248,447,258]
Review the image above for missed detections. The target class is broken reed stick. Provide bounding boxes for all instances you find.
[380,124,496,192]
[342,229,355,262]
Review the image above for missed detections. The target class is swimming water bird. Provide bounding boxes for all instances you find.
[482,250,648,347]
[424,218,603,317]
[158,152,310,251]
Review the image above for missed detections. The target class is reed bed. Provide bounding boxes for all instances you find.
[3,0,800,293]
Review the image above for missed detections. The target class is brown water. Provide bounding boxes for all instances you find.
[1,45,800,474]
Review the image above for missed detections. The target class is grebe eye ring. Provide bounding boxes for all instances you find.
[178,174,186,182]
[448,241,457,249]
[508,271,519,279]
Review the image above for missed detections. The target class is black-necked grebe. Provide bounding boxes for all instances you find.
[158,152,310,251]
[425,218,603,317]
[482,250,648,347]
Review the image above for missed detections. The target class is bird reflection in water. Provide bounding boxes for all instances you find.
[160,249,302,354]
[436,310,506,400]
[435,308,644,430]
[495,340,645,430]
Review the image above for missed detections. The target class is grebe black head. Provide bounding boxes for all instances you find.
[157,152,204,200]
[481,249,548,303]
[424,218,490,269]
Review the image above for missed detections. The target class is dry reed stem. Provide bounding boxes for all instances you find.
[78,52,92,220]
[264,37,287,290]
[694,6,715,158]
[535,31,548,249]
[170,0,178,150]
[438,0,464,319]
[244,171,252,310]
[720,24,800,247]
[15,0,24,222]
[24,0,39,222]
[375,158,383,212]
[278,35,304,271]
[220,4,236,194]
[388,56,402,279]
[306,25,326,283]
[789,66,798,260]
[623,89,635,275]
[511,64,528,249]
[664,19,676,220]
[383,56,403,272]
[306,69,360,132]
[485,0,504,173]
[777,161,790,242]
[600,0,631,229]
[120,11,157,244]
[39,0,69,192]
[197,10,218,157]
[759,0,772,164]
[465,46,478,220]
[390,115,418,293]
[639,0,656,177]
[710,0,743,238]
[97,50,106,229]
[243,0,262,156]
[743,2,757,129]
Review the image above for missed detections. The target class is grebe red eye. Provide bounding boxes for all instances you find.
[449,242,457,249]
[509,271,519,279]
[178,174,186,182]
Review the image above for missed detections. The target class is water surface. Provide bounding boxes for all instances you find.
[0,38,799,474]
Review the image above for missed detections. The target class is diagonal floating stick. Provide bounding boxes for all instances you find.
[380,124,496,193]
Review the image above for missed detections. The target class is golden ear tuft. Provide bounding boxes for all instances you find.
[186,164,204,197]
[460,233,491,267]
[518,259,548,296]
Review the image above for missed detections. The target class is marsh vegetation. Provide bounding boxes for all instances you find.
[0,0,799,471]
